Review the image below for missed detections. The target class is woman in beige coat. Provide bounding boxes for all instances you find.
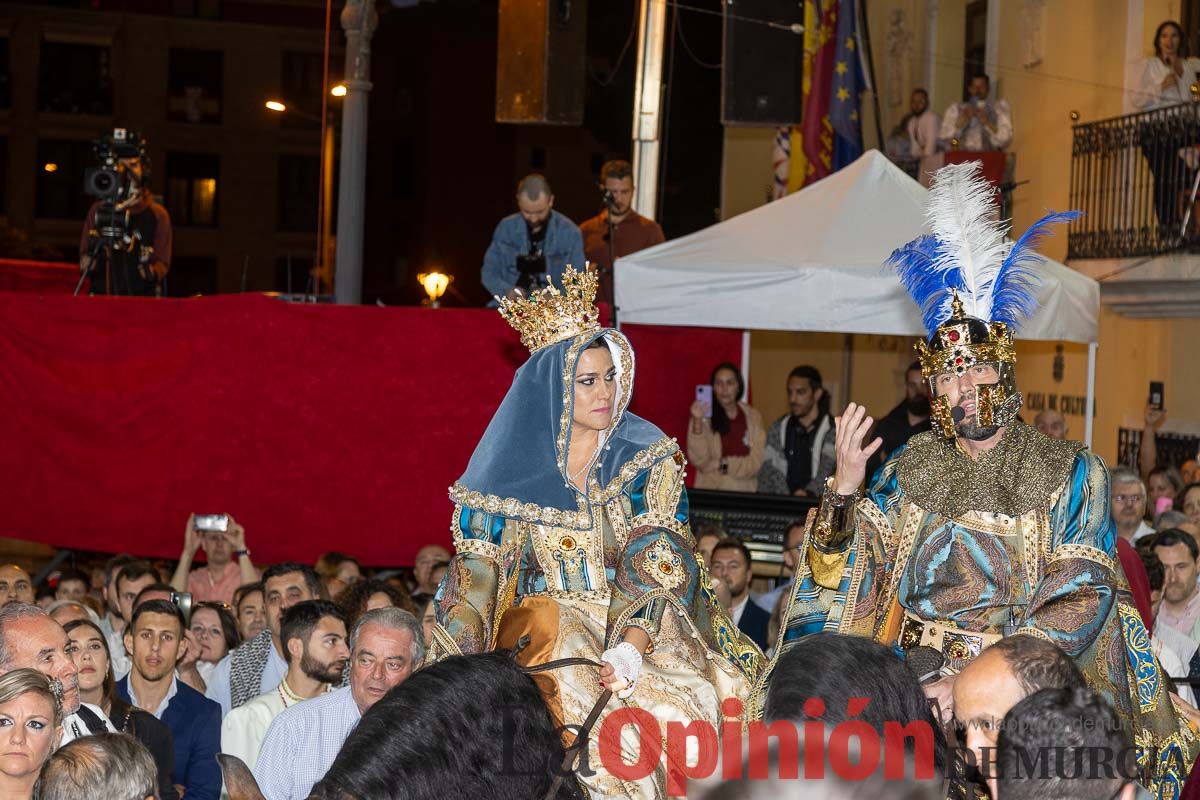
[687,362,766,492]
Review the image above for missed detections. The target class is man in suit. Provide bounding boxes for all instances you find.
[118,599,221,800]
[709,538,769,651]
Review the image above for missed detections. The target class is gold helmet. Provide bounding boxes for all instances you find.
[889,162,1079,439]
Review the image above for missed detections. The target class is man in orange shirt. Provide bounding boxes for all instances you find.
[579,160,665,308]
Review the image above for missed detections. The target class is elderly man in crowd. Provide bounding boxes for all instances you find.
[1112,466,1154,542]
[40,733,160,800]
[252,607,423,800]
[0,603,116,741]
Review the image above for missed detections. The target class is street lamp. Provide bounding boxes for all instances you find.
[330,83,347,98]
[265,94,342,295]
[418,271,452,307]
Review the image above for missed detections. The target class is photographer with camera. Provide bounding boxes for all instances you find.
[170,514,259,607]
[938,73,1012,153]
[481,173,585,301]
[78,129,173,297]
[579,159,664,308]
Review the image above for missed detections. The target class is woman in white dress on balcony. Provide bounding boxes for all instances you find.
[1134,20,1200,235]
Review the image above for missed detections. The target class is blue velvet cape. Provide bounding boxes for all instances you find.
[453,328,675,524]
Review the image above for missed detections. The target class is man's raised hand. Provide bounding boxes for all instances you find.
[833,402,883,496]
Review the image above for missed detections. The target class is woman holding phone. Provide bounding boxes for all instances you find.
[687,362,766,492]
[1133,20,1200,232]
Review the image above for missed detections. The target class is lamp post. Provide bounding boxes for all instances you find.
[265,89,343,295]
[334,0,378,305]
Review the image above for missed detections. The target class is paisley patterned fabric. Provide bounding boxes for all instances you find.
[762,423,1197,798]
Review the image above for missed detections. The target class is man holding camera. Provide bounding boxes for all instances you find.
[579,159,665,308]
[939,72,1012,152]
[170,514,258,606]
[481,173,585,301]
[78,132,173,297]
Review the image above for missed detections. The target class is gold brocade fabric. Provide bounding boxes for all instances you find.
[896,422,1084,518]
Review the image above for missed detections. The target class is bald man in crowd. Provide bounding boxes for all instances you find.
[953,634,1086,779]
[1034,409,1068,440]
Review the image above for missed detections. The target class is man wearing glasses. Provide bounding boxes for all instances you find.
[1111,467,1155,543]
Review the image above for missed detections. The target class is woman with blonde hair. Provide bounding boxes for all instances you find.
[0,668,62,800]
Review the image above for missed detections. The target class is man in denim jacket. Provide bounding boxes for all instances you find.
[481,174,585,299]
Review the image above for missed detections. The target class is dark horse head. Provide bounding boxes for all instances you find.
[222,650,582,800]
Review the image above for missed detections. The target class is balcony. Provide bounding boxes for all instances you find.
[1069,102,1200,260]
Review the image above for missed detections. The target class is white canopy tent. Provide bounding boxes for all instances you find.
[615,150,1102,443]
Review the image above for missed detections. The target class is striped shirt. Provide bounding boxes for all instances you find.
[251,686,361,800]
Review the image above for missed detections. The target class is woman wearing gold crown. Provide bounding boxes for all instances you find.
[426,268,762,798]
[762,162,1196,798]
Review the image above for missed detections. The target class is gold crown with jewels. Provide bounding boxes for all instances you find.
[498,266,601,352]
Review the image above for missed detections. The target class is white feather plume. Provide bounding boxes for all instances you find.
[925,161,1010,323]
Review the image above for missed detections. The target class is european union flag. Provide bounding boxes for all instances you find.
[829,0,864,170]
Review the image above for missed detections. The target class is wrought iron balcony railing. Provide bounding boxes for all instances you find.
[1069,102,1200,260]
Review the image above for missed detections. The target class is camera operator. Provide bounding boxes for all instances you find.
[481,173,584,301]
[78,130,173,297]
[579,159,665,308]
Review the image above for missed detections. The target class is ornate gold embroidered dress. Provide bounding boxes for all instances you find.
[763,163,1196,799]
[428,270,763,798]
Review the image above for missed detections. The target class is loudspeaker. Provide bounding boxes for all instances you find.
[496,0,587,125]
[722,0,804,126]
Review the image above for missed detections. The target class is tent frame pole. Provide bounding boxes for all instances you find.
[1084,342,1097,448]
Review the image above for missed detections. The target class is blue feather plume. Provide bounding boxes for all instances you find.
[989,210,1081,330]
[888,160,1082,338]
[889,234,959,335]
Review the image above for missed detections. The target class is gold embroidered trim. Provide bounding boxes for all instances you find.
[426,623,462,663]
[1013,625,1053,643]
[455,537,501,560]
[449,437,681,529]
[858,499,894,552]
[1049,543,1116,573]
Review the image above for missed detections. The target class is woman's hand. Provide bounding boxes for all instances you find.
[599,641,643,699]
[690,400,708,421]
[1145,404,1166,431]
[833,403,883,496]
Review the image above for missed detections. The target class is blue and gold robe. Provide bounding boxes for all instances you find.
[428,327,762,799]
[765,422,1195,798]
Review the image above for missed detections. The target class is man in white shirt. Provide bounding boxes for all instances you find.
[939,73,1013,152]
[709,539,769,651]
[252,607,424,800]
[206,563,322,717]
[221,600,349,772]
[0,602,116,743]
[1155,529,1200,643]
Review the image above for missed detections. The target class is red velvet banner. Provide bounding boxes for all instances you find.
[0,259,79,295]
[0,293,740,566]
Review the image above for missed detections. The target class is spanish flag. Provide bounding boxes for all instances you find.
[785,0,863,193]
